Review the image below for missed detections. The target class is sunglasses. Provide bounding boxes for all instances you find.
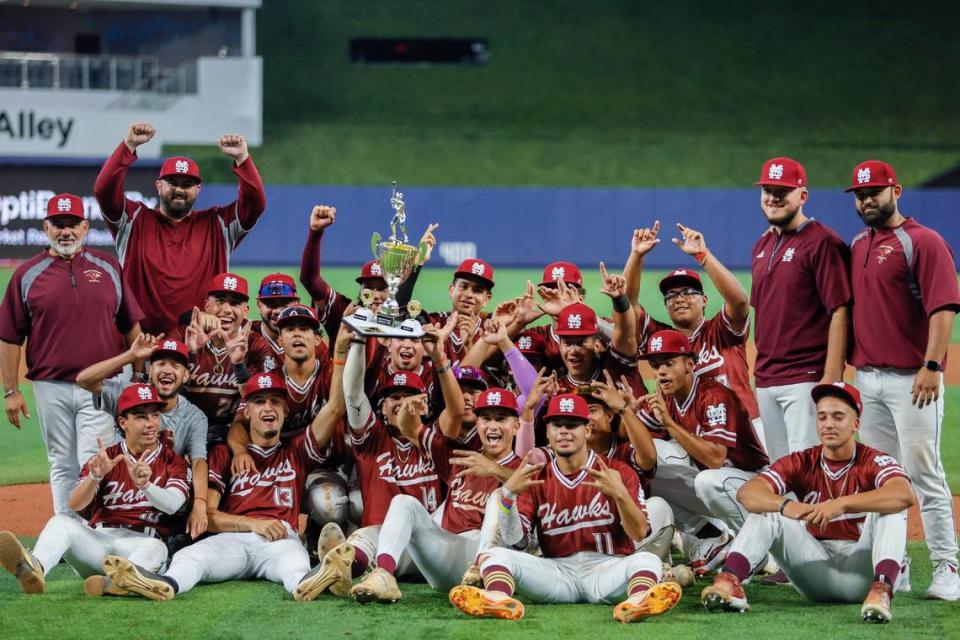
[259,282,298,298]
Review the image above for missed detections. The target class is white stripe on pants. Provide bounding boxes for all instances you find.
[479,548,663,604]
[32,380,116,516]
[32,514,167,578]
[164,530,309,594]
[756,382,818,461]
[855,367,958,564]
[729,510,907,602]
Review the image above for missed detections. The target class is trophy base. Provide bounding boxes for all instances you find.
[343,308,425,339]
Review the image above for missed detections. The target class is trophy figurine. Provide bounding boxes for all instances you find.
[343,183,427,337]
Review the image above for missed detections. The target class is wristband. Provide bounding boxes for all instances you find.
[3,388,18,399]
[89,473,103,484]
[778,498,793,515]
[612,294,631,313]
[332,358,346,366]
[694,251,709,265]
[499,492,516,513]
[194,495,207,503]
[233,362,250,384]
[436,361,452,375]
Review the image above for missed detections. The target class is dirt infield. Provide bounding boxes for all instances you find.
[1,482,957,541]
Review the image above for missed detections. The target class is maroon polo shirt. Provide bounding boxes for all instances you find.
[0,249,143,382]
[850,218,960,370]
[94,142,267,335]
[750,219,852,387]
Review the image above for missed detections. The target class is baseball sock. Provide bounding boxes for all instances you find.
[720,552,751,582]
[873,559,900,594]
[376,553,397,576]
[481,564,515,596]
[627,570,658,597]
[352,548,370,578]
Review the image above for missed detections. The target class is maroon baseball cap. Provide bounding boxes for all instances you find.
[755,157,806,189]
[242,372,287,401]
[208,273,249,300]
[277,304,320,331]
[159,156,201,182]
[544,393,590,422]
[640,329,696,359]
[454,258,495,289]
[844,160,898,192]
[150,339,189,367]
[811,381,863,416]
[539,261,583,288]
[117,383,163,415]
[658,268,704,295]
[555,302,598,337]
[45,193,85,220]
[381,371,427,396]
[474,387,519,416]
[356,260,388,285]
[454,366,488,391]
[258,273,299,301]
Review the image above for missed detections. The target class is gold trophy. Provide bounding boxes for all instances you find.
[343,183,427,337]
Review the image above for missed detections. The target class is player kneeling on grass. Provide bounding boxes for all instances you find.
[0,384,189,597]
[449,393,681,623]
[700,382,916,624]
[350,387,523,604]
[103,368,348,602]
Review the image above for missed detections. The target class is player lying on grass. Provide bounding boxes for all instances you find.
[700,382,915,624]
[0,384,189,597]
[103,354,349,602]
[449,393,682,623]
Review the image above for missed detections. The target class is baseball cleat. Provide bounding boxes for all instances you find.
[760,569,791,586]
[894,557,911,593]
[925,562,960,601]
[460,563,483,587]
[102,556,174,601]
[701,572,749,612]
[663,563,696,588]
[317,522,347,561]
[613,582,682,623]
[449,585,524,620]
[690,533,732,577]
[351,567,402,604]
[83,574,131,597]
[0,530,45,594]
[861,581,892,623]
[294,541,355,602]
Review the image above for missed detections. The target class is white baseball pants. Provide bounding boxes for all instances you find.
[479,548,663,604]
[32,514,167,578]
[756,382,818,461]
[33,380,116,517]
[164,528,309,594]
[729,510,907,602]
[855,367,957,565]
[694,467,757,532]
[348,524,417,577]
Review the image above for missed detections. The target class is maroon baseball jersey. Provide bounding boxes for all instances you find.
[636,307,759,419]
[78,440,190,539]
[313,286,355,346]
[515,325,562,372]
[206,428,329,532]
[750,220,852,386]
[425,436,522,534]
[248,320,332,374]
[556,347,645,399]
[759,443,910,541]
[181,342,243,442]
[0,249,143,382]
[364,342,436,407]
[350,416,444,527]
[638,376,768,472]
[93,142,267,335]
[598,436,655,500]
[234,360,333,437]
[517,448,647,558]
[425,311,485,364]
[850,218,960,369]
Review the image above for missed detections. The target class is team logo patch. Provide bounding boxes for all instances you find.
[650,336,663,352]
[487,391,502,405]
[517,336,532,350]
[558,398,575,413]
[370,263,382,276]
[57,198,72,212]
[83,269,102,284]
[257,375,272,388]
[875,245,895,264]
[567,314,582,329]
[137,386,153,400]
[162,340,178,350]
[263,356,276,372]
[672,269,687,276]
[470,262,485,276]
[768,164,784,180]
[175,160,190,174]
[857,167,871,184]
[781,248,796,262]
[551,266,565,280]
[874,454,898,468]
[394,373,407,385]
[705,403,727,427]
[222,276,238,290]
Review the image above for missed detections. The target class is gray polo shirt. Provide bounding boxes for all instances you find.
[95,379,208,460]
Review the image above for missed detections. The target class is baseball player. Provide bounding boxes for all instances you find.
[0,384,189,596]
[450,393,681,623]
[700,382,915,624]
[637,329,769,574]
[750,157,852,461]
[846,160,960,600]
[347,387,524,603]
[77,335,210,539]
[249,272,306,372]
[93,122,267,335]
[0,193,144,517]
[103,369,348,602]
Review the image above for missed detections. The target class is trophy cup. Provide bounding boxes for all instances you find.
[343,183,427,338]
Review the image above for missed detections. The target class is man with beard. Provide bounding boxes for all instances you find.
[248,272,306,373]
[94,122,267,335]
[77,336,210,539]
[846,160,960,601]
[750,157,852,461]
[0,193,143,517]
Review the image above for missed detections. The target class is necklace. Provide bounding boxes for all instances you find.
[207,341,229,376]
[820,450,856,500]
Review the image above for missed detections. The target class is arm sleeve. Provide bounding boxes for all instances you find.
[499,490,530,548]
[143,482,188,514]
[395,264,423,307]
[503,348,539,408]
[344,342,373,430]
[93,142,137,228]
[230,156,267,234]
[300,228,335,302]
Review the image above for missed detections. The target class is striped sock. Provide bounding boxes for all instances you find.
[352,548,369,578]
[627,570,658,597]
[481,564,515,596]
[376,553,397,576]
[722,552,752,582]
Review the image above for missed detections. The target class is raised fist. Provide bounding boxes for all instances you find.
[310,205,337,231]
[218,134,249,164]
[125,122,156,152]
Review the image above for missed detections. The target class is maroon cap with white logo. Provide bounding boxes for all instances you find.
[554,302,598,337]
[658,268,703,295]
[242,373,287,400]
[454,258,495,289]
[208,272,249,300]
[844,160,898,192]
[159,156,202,182]
[755,157,806,189]
[117,383,163,414]
[475,387,519,416]
[811,381,863,416]
[381,371,427,395]
[539,261,583,288]
[45,193,85,220]
[640,329,695,359]
[544,393,590,421]
[150,339,190,367]
[356,260,388,285]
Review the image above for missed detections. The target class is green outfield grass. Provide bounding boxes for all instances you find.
[0,541,952,640]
